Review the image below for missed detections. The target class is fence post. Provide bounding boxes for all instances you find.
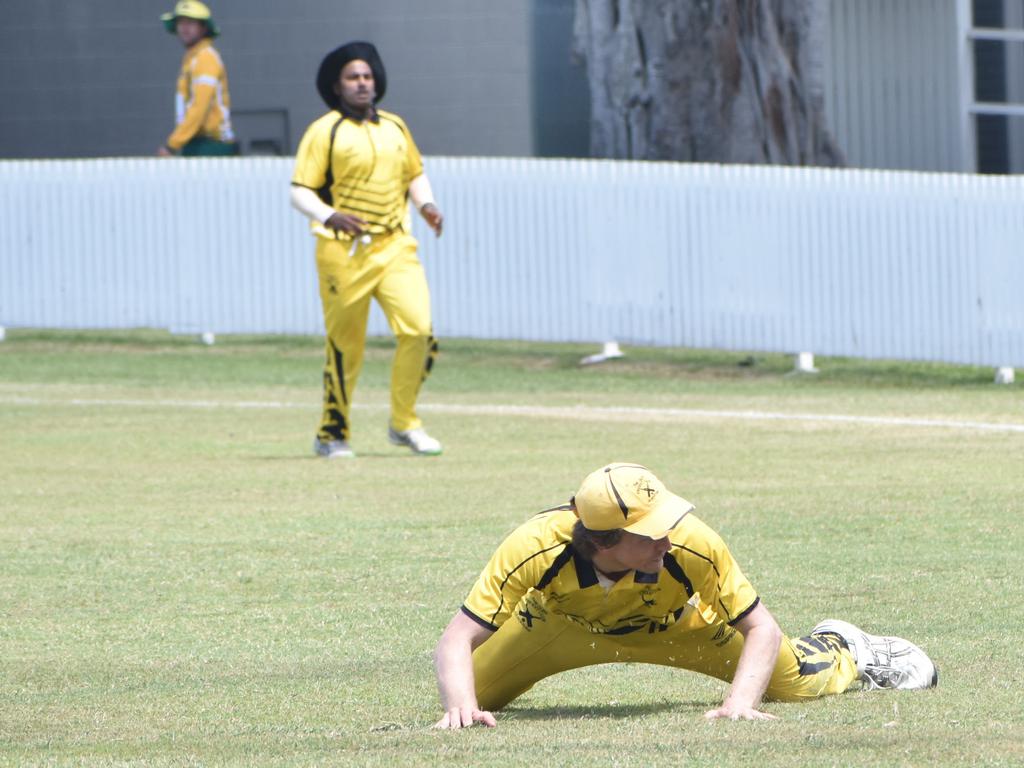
[995,367,1015,385]
[794,351,819,374]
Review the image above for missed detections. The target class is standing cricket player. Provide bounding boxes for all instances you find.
[434,463,938,728]
[290,41,444,459]
[157,1,238,157]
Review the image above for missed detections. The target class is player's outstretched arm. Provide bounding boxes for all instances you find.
[433,611,496,729]
[704,602,782,721]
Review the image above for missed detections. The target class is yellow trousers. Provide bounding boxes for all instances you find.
[314,232,437,441]
[473,599,859,710]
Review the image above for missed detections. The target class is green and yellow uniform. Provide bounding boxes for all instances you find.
[462,506,859,710]
[292,108,436,441]
[167,37,237,155]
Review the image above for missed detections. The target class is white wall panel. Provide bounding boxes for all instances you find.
[1,156,1022,368]
[826,0,965,171]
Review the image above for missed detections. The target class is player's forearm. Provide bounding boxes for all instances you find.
[289,184,335,224]
[722,621,782,709]
[433,637,480,710]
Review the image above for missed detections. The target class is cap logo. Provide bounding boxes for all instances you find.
[635,477,657,502]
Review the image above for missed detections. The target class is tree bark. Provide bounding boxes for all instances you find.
[572,0,844,165]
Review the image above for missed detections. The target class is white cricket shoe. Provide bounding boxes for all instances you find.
[313,437,355,459]
[388,426,442,456]
[812,619,938,691]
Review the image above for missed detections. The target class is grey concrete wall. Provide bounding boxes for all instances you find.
[0,0,548,159]
[3,1,976,171]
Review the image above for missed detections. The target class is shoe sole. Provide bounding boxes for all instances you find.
[313,440,355,459]
[387,433,442,456]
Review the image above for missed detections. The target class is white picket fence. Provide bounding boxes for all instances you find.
[1,156,1022,371]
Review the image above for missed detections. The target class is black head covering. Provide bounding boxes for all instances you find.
[316,41,387,110]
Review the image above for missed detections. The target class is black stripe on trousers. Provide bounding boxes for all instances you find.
[423,334,439,380]
[321,339,348,440]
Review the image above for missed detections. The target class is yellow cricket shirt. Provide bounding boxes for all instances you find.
[291,108,424,239]
[462,506,759,636]
[167,38,234,150]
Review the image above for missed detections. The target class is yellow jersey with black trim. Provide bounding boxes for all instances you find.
[291,108,424,239]
[167,38,234,150]
[462,507,759,637]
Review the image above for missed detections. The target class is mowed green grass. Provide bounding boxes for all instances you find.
[1,330,1022,767]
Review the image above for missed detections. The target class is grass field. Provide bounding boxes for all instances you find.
[1,329,1022,767]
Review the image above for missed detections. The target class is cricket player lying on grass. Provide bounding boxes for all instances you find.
[433,463,938,728]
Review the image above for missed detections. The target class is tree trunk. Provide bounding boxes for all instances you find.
[572,0,844,165]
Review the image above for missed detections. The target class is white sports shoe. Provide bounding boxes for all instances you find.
[812,619,938,691]
[313,437,355,459]
[387,426,442,456]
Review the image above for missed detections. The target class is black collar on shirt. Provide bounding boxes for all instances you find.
[573,552,600,588]
[575,552,660,587]
[338,102,379,124]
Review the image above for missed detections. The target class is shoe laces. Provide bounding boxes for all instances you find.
[860,663,907,690]
[859,637,918,689]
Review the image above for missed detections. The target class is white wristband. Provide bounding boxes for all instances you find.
[290,185,336,225]
[409,174,437,213]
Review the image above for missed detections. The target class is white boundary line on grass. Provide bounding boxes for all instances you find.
[425,403,1024,433]
[3,395,1024,434]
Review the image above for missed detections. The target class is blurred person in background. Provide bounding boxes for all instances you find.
[290,41,445,459]
[157,1,238,157]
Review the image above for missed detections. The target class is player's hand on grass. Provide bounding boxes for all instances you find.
[419,203,443,237]
[433,707,497,729]
[325,211,368,236]
[704,704,777,721]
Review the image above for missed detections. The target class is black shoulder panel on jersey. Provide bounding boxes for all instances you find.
[535,544,575,590]
[317,115,345,206]
[662,554,694,598]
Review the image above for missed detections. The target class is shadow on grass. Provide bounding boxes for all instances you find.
[501,699,708,720]
[373,700,709,733]
[251,452,435,461]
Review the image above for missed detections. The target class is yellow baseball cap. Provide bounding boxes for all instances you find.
[573,463,694,539]
[161,1,220,37]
